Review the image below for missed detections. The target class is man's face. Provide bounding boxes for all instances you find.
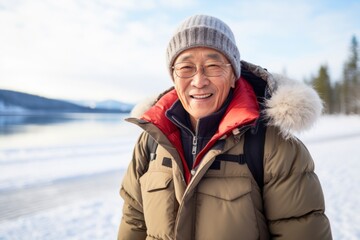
[173,47,236,125]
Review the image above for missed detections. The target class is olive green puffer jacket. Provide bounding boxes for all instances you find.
[118,61,332,240]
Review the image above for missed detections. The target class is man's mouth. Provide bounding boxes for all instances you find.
[190,93,213,99]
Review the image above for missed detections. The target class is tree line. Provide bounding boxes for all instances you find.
[308,35,360,115]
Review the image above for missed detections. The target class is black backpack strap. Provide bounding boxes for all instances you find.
[213,121,266,189]
[146,135,158,161]
[214,154,246,164]
[244,118,267,190]
[146,118,267,189]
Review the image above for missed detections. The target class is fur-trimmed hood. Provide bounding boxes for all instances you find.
[130,60,323,139]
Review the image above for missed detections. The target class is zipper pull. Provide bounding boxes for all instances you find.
[192,136,198,155]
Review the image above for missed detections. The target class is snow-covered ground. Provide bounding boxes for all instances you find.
[0,115,359,239]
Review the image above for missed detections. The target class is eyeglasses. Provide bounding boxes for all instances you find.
[172,62,232,78]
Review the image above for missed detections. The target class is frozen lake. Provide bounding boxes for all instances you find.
[0,113,141,239]
[0,114,359,239]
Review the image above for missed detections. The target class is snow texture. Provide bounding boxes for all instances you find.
[0,115,359,240]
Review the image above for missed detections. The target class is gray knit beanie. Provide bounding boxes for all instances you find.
[166,14,241,79]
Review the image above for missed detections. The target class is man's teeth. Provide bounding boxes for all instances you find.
[192,94,212,99]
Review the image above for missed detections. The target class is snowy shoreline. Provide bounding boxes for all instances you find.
[0,115,360,239]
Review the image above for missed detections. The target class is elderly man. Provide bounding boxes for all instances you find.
[118,14,332,240]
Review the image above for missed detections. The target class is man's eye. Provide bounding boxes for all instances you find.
[206,64,221,69]
[179,65,194,70]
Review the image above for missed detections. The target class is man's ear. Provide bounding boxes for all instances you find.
[231,75,236,88]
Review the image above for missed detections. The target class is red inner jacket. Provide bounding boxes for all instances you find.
[141,77,260,183]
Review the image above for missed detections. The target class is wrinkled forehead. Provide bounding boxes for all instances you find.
[174,47,228,63]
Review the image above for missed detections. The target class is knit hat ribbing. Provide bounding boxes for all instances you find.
[166,15,241,79]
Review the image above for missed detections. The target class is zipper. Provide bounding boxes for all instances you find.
[171,116,195,137]
[192,121,200,166]
[171,116,198,159]
[171,116,200,177]
[192,135,198,162]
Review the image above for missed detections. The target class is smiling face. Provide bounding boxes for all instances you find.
[172,47,236,128]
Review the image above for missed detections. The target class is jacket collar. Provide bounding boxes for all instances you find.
[165,88,234,138]
[141,76,259,142]
[140,77,259,184]
[131,60,324,140]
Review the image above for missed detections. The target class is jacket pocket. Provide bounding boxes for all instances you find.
[142,171,172,192]
[140,171,176,239]
[195,177,260,240]
[197,177,251,200]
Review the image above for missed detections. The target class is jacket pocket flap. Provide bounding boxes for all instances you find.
[197,177,251,201]
[142,171,173,192]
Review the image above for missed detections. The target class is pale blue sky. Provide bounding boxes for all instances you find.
[0,0,359,103]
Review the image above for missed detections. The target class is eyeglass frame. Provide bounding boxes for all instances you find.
[171,62,232,78]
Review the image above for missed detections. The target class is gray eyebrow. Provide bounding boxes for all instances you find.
[206,53,223,61]
[176,52,223,63]
[177,54,193,62]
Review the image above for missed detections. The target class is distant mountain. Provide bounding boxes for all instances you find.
[0,89,132,114]
[71,100,134,112]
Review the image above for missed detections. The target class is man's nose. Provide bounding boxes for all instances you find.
[191,68,209,88]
